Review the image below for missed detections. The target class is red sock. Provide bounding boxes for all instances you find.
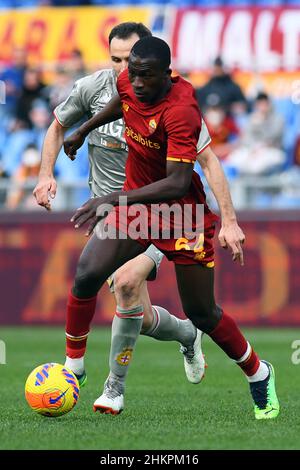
[65,292,97,358]
[237,347,260,377]
[209,311,260,376]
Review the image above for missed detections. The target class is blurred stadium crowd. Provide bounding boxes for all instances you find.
[0,1,300,210]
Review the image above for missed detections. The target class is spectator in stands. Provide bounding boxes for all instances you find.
[1,99,51,179]
[0,125,9,205]
[28,98,52,145]
[204,104,239,161]
[15,67,47,128]
[196,56,247,114]
[2,99,52,209]
[226,92,285,175]
[67,49,87,81]
[47,65,74,110]
[0,47,27,120]
[294,135,300,166]
[5,143,40,210]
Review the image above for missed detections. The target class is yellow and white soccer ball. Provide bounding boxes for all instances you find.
[25,363,80,417]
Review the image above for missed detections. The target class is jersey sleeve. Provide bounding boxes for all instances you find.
[197,118,211,154]
[54,79,88,128]
[164,105,201,164]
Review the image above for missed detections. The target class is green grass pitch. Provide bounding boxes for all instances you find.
[0,326,299,450]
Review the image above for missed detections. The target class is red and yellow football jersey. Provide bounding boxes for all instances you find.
[117,70,217,227]
[107,70,219,265]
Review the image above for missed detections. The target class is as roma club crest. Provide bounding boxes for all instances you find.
[148,118,157,133]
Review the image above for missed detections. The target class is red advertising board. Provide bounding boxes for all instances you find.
[171,7,300,72]
[1,6,299,74]
[0,211,299,326]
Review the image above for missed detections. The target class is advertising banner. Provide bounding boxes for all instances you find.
[0,6,151,67]
[0,212,299,326]
[1,6,299,73]
[171,6,300,72]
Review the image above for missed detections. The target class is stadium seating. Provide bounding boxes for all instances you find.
[273,99,300,168]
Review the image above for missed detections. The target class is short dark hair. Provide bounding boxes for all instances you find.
[109,22,152,45]
[71,49,83,58]
[131,36,171,70]
[255,92,269,102]
[213,56,223,67]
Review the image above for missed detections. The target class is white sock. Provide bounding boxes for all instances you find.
[247,361,269,383]
[64,356,85,376]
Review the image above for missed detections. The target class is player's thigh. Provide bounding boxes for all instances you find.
[77,234,146,282]
[114,253,155,288]
[174,264,216,317]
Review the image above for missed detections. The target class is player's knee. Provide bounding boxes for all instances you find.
[201,305,222,332]
[184,303,221,333]
[114,268,142,303]
[204,305,222,332]
[73,257,103,297]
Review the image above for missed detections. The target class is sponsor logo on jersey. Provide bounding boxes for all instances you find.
[125,126,160,149]
[122,102,129,112]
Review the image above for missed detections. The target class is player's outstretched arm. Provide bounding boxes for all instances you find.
[63,95,123,160]
[71,161,194,236]
[197,145,245,265]
[33,119,67,211]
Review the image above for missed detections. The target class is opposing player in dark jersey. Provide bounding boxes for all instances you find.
[33,24,207,407]
[64,37,279,419]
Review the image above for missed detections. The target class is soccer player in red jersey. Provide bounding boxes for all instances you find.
[34,23,207,404]
[64,37,279,419]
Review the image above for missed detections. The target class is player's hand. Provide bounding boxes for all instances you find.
[33,176,57,211]
[71,196,113,237]
[63,130,85,161]
[218,222,245,266]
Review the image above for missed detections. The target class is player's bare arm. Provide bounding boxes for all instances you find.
[197,145,245,265]
[33,119,67,211]
[71,161,194,236]
[64,95,123,160]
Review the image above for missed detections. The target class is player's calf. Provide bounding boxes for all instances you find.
[142,306,207,383]
[64,292,97,383]
[209,311,280,419]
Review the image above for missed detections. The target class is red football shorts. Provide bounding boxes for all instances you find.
[105,206,216,267]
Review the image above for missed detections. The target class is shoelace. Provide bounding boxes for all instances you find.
[249,374,270,409]
[179,345,195,362]
[104,378,124,399]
